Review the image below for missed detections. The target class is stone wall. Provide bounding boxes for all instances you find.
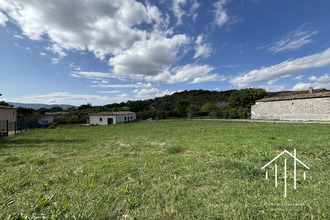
[251,97,330,121]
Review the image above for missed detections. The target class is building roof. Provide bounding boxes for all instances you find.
[89,111,136,116]
[257,89,330,102]
[0,105,15,109]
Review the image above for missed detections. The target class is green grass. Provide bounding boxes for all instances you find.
[0,120,329,219]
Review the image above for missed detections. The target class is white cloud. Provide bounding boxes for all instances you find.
[14,34,24,39]
[71,71,130,81]
[293,75,303,80]
[98,90,121,94]
[70,63,81,71]
[231,48,330,87]
[190,74,226,84]
[40,52,46,56]
[92,82,152,89]
[0,11,8,26]
[134,88,173,99]
[0,0,163,59]
[109,33,190,76]
[167,64,222,84]
[214,0,230,27]
[292,73,330,90]
[71,71,113,79]
[8,92,128,105]
[193,35,212,59]
[45,44,67,58]
[292,82,330,91]
[171,0,200,25]
[1,1,211,85]
[308,73,330,82]
[268,25,318,53]
[142,63,225,84]
[172,0,187,25]
[51,58,60,64]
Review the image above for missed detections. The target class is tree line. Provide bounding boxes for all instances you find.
[2,88,271,124]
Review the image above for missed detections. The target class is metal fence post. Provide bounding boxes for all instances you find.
[6,120,8,136]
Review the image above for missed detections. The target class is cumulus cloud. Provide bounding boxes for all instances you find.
[109,33,190,76]
[292,73,330,90]
[168,64,223,84]
[0,0,163,59]
[268,25,318,53]
[190,74,226,84]
[214,0,230,27]
[1,0,217,85]
[231,48,330,87]
[308,73,330,82]
[193,35,212,59]
[134,88,173,99]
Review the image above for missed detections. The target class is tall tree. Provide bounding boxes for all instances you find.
[175,100,190,114]
[228,88,268,108]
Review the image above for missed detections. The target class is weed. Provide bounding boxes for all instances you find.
[166,145,185,154]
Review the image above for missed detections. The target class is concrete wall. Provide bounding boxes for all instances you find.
[89,114,136,125]
[0,107,17,131]
[0,107,16,122]
[251,97,330,121]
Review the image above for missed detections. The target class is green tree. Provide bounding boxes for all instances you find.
[0,101,13,107]
[187,104,200,118]
[175,100,190,114]
[228,88,268,108]
[201,102,217,112]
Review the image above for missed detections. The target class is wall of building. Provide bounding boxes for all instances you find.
[89,114,136,125]
[0,107,17,131]
[0,107,16,122]
[116,114,136,124]
[89,115,116,125]
[251,97,330,121]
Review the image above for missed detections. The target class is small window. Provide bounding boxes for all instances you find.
[130,116,132,119]
[124,117,126,121]
[100,118,102,122]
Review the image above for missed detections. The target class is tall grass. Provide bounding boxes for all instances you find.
[0,120,329,219]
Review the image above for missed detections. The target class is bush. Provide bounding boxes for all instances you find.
[201,102,217,112]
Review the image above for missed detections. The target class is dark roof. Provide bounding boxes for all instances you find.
[89,111,135,116]
[258,90,330,102]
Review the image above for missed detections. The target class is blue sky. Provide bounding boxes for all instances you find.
[1,0,330,106]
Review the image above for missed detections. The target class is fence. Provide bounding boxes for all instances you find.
[0,120,17,137]
[0,120,44,137]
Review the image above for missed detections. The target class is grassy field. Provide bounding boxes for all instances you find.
[0,120,329,219]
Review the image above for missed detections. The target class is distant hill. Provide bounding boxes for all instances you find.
[9,102,75,110]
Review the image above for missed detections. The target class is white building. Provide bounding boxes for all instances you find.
[89,111,136,125]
